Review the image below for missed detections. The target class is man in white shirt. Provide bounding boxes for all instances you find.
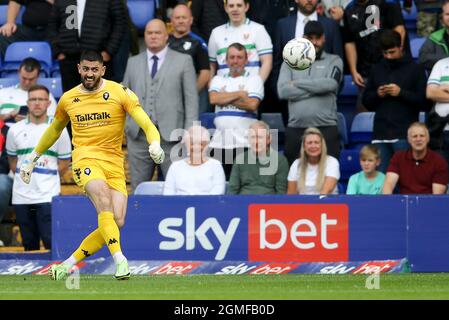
[208,0,273,82]
[209,42,264,179]
[6,84,71,251]
[0,58,57,124]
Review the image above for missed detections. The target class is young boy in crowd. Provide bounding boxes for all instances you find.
[346,145,385,195]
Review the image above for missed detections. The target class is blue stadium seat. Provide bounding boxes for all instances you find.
[199,112,216,129]
[350,112,374,146]
[403,2,418,33]
[37,77,63,100]
[50,60,60,78]
[2,41,53,77]
[134,181,164,195]
[419,111,426,123]
[0,78,17,89]
[340,75,358,98]
[337,112,348,149]
[410,37,425,60]
[339,149,361,181]
[337,182,347,194]
[127,0,155,31]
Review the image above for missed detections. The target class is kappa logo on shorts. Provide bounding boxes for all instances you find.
[103,92,109,100]
[74,168,81,180]
[84,168,91,176]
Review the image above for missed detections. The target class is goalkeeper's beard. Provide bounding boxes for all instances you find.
[81,76,101,91]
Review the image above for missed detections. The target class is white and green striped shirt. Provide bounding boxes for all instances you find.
[208,18,273,77]
[428,57,449,131]
[6,117,71,204]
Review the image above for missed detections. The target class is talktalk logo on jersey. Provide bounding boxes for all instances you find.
[248,204,349,262]
[150,262,202,275]
[75,112,111,122]
[352,261,398,274]
[249,263,300,275]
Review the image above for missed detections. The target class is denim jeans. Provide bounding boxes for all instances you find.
[14,203,52,251]
[373,140,410,173]
[0,173,12,223]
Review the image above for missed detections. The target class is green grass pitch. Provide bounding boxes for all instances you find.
[1,273,449,300]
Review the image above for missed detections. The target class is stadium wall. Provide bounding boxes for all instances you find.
[51,195,448,272]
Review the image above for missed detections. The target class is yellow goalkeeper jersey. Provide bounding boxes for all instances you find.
[55,79,140,164]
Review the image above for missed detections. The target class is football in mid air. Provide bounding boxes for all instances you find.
[282,37,316,71]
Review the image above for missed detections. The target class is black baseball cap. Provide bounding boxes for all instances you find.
[304,20,324,37]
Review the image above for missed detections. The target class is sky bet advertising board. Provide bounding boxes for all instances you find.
[52,195,407,263]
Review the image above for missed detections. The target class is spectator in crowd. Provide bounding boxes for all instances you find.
[346,144,385,195]
[163,125,225,195]
[0,119,8,226]
[277,21,343,165]
[209,42,264,179]
[426,53,449,163]
[123,19,198,191]
[287,127,340,195]
[273,0,343,90]
[383,122,448,194]
[363,29,429,173]
[343,0,410,113]
[5,84,71,250]
[168,3,211,113]
[419,0,449,72]
[228,120,289,194]
[208,0,273,83]
[191,0,227,43]
[112,0,138,83]
[0,0,53,56]
[404,0,443,37]
[47,0,126,92]
[0,58,57,121]
[247,0,296,38]
[320,0,350,25]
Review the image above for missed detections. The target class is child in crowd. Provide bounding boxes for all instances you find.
[346,145,385,195]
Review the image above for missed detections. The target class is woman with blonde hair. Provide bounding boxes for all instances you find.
[287,127,340,194]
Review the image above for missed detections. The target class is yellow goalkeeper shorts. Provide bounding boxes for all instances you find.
[72,158,127,196]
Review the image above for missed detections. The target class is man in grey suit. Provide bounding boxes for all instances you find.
[123,19,199,191]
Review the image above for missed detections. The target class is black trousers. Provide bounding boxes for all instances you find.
[14,203,51,251]
[284,125,341,166]
[211,147,248,181]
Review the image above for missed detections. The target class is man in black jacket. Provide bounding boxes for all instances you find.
[0,0,53,56]
[191,0,227,42]
[363,29,430,173]
[47,0,126,92]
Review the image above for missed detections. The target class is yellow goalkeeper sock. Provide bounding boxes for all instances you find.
[72,229,105,262]
[98,211,122,256]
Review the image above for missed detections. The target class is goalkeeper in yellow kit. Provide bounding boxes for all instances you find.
[19,51,164,280]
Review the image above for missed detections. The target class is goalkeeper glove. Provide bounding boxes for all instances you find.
[149,141,165,164]
[19,151,40,184]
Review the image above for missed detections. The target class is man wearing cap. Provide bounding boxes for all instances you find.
[277,20,343,165]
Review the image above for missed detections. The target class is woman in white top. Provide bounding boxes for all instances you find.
[163,125,226,195]
[287,127,340,195]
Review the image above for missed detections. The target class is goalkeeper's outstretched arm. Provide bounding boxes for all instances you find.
[19,117,69,183]
[129,107,165,164]
[129,107,160,144]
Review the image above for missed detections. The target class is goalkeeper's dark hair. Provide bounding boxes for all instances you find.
[225,0,249,4]
[28,84,50,96]
[80,50,104,64]
[380,29,401,51]
[19,57,41,73]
